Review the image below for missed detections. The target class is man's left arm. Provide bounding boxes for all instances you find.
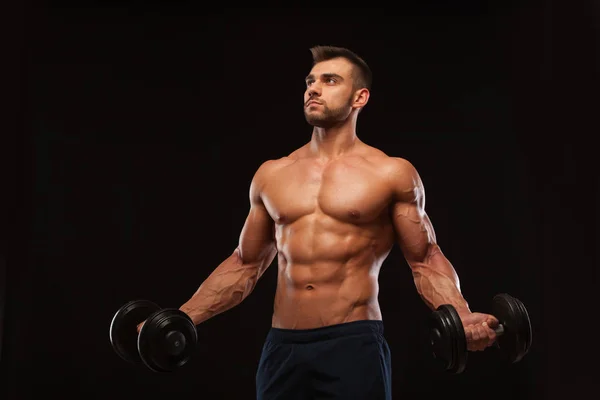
[388,158,498,351]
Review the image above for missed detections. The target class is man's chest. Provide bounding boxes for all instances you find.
[261,160,392,224]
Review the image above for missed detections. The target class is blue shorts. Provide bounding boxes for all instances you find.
[256,320,392,400]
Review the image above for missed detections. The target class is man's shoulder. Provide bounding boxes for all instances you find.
[259,155,296,171]
[357,149,421,195]
[252,155,296,183]
[382,156,423,197]
[254,144,308,175]
[386,156,418,174]
[360,146,417,176]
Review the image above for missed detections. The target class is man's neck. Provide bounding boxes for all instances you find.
[309,123,358,159]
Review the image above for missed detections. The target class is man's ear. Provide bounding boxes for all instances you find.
[353,88,370,110]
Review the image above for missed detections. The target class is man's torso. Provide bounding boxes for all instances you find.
[259,143,405,329]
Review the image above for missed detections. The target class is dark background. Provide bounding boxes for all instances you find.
[4,1,599,399]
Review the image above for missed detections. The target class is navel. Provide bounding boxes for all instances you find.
[305,284,314,290]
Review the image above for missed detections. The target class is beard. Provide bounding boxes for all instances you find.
[304,97,353,128]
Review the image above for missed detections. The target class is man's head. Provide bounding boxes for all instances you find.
[303,45,372,128]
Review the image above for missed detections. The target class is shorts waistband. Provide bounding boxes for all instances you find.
[266,320,384,344]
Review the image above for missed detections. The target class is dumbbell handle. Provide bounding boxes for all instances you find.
[462,323,504,348]
[493,324,505,336]
[464,321,504,336]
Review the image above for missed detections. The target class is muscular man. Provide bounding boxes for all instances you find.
[176,46,499,399]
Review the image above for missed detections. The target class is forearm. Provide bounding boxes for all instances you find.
[408,246,471,316]
[179,249,262,325]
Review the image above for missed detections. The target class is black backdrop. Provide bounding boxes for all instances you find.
[4,2,599,399]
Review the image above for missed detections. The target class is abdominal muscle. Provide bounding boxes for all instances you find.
[271,215,393,330]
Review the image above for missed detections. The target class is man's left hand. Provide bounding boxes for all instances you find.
[459,312,499,351]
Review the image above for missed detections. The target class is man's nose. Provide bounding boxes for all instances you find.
[307,84,321,98]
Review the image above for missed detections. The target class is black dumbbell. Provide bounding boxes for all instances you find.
[428,293,532,374]
[109,299,198,372]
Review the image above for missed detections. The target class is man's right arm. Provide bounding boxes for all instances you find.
[179,162,277,325]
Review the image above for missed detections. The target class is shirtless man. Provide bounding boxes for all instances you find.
[176,46,499,399]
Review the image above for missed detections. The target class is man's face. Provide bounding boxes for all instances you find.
[303,57,358,128]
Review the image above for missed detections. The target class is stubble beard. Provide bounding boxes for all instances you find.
[304,98,353,128]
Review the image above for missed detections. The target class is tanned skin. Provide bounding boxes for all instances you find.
[143,56,499,352]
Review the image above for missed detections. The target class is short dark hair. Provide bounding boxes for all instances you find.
[309,45,372,91]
